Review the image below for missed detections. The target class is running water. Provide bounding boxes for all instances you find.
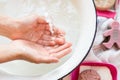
[45,13,54,34]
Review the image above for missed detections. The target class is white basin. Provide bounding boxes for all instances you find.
[0,0,96,80]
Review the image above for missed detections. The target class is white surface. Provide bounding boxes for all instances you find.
[0,0,96,80]
[85,17,119,80]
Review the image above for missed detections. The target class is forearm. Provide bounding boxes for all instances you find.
[0,16,19,39]
[0,44,21,63]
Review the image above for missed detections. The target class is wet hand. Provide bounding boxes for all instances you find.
[10,40,72,64]
[10,15,65,46]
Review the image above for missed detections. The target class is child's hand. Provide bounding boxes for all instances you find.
[10,15,65,46]
[8,40,72,64]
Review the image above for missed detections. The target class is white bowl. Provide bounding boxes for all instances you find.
[0,0,96,80]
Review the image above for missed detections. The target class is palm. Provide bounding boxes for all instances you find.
[13,40,71,63]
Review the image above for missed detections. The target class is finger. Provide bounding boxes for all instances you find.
[38,24,47,30]
[37,40,56,46]
[45,25,51,31]
[38,24,51,33]
[44,31,51,35]
[35,56,59,64]
[53,27,65,36]
[49,42,72,53]
[49,41,56,46]
[53,27,66,45]
[41,33,65,45]
[44,45,59,50]
[41,34,54,41]
[55,37,65,45]
[51,48,72,59]
[40,31,65,45]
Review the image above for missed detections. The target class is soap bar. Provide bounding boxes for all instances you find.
[103,21,120,49]
[79,69,100,80]
[79,65,112,80]
[94,0,116,11]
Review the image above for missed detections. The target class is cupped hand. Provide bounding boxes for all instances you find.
[11,40,72,64]
[11,15,65,46]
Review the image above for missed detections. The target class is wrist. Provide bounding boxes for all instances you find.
[9,20,23,39]
[0,16,20,39]
[0,43,22,63]
[9,41,23,60]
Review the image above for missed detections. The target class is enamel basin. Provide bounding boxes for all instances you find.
[0,0,96,80]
